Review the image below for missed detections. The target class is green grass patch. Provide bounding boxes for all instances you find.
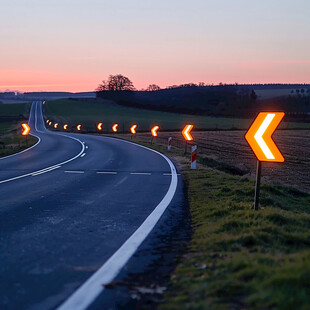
[0,128,37,158]
[0,102,37,157]
[158,165,310,309]
[0,102,31,116]
[44,98,310,132]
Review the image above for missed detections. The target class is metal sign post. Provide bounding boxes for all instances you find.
[253,161,262,210]
[245,112,285,210]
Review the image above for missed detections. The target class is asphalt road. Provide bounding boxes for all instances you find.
[0,102,182,310]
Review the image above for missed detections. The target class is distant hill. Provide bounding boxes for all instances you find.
[97,84,310,119]
[0,91,96,103]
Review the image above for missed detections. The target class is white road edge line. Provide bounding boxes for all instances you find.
[81,153,86,157]
[163,173,181,176]
[0,102,86,184]
[32,166,61,176]
[57,138,178,310]
[32,165,61,175]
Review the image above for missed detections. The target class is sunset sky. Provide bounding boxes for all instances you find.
[1,0,309,92]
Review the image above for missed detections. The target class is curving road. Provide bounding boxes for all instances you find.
[0,102,181,310]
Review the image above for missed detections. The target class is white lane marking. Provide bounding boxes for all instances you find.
[57,138,178,310]
[0,103,85,184]
[35,101,39,132]
[32,166,61,176]
[130,172,151,175]
[115,176,128,187]
[0,102,41,160]
[81,153,86,158]
[64,171,85,174]
[96,171,117,175]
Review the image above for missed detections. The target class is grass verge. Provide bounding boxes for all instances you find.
[112,135,310,310]
[0,123,38,158]
[0,103,37,157]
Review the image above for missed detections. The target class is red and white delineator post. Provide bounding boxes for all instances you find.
[168,137,172,150]
[191,145,197,169]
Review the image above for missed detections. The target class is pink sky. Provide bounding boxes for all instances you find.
[1,0,309,92]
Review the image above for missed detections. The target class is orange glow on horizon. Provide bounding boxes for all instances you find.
[77,124,82,131]
[64,124,68,130]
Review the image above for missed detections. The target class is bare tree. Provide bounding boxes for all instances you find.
[96,74,135,91]
[96,80,108,91]
[146,84,161,91]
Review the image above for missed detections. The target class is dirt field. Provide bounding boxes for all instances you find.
[119,130,310,193]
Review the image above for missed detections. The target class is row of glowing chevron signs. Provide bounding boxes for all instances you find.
[45,119,171,139]
[20,111,285,164]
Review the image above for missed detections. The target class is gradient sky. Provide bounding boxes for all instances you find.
[1,0,309,92]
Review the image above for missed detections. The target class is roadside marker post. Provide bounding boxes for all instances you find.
[130,125,137,140]
[21,123,30,136]
[191,145,197,169]
[21,123,30,146]
[168,137,172,150]
[245,112,285,210]
[97,123,103,131]
[112,124,118,134]
[182,125,194,154]
[151,126,159,144]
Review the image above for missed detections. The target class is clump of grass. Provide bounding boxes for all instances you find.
[0,122,37,157]
[160,167,310,309]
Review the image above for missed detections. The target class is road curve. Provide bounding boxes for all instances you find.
[0,102,181,310]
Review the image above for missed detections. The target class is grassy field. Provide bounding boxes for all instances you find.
[0,102,37,157]
[44,98,310,132]
[255,88,294,100]
[44,98,253,131]
[0,102,31,116]
[0,122,15,135]
[111,136,310,309]
[161,168,310,310]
